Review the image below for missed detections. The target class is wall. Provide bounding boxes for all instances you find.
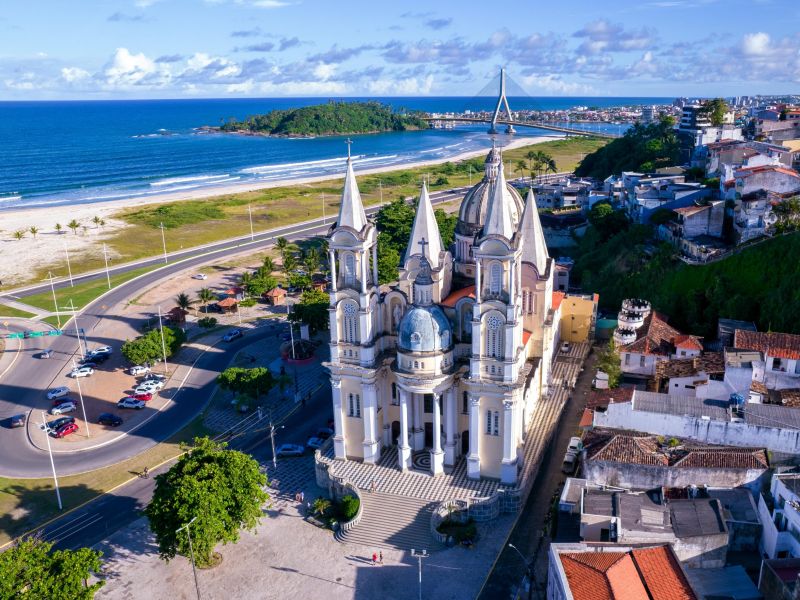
[673,532,729,569]
[580,512,614,541]
[478,395,503,479]
[594,401,800,454]
[560,295,597,343]
[621,352,660,377]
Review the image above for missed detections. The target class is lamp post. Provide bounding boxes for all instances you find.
[41,411,63,510]
[159,222,168,264]
[157,305,169,376]
[102,244,111,289]
[248,204,254,242]
[321,192,326,224]
[269,420,285,470]
[46,271,61,328]
[63,242,74,287]
[61,299,86,358]
[176,517,202,600]
[508,543,535,600]
[410,549,429,600]
[71,358,90,438]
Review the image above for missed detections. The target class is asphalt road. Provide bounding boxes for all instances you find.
[0,186,468,479]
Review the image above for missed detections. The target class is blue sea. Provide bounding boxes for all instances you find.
[0,96,669,210]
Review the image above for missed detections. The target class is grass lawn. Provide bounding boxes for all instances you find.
[39,315,65,329]
[0,304,35,319]
[0,416,210,547]
[18,265,159,312]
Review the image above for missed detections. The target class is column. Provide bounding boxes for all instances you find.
[500,399,517,485]
[398,389,412,470]
[329,250,337,292]
[362,383,380,464]
[509,262,516,304]
[431,392,444,475]
[371,245,379,288]
[381,380,392,447]
[444,387,457,466]
[361,252,368,294]
[475,261,482,303]
[331,379,346,460]
[467,395,481,480]
[412,393,424,451]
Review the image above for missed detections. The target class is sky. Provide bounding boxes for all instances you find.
[1,0,798,100]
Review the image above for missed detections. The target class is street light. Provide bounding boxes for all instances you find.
[176,517,202,600]
[63,242,74,287]
[60,299,86,358]
[157,305,169,376]
[102,244,112,289]
[410,549,429,600]
[508,543,534,600]
[71,358,90,438]
[248,204,254,242]
[269,420,285,470]
[159,222,168,264]
[41,411,63,510]
[45,271,61,328]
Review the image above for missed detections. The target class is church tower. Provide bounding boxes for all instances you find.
[327,144,382,463]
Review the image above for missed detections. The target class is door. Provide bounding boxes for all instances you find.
[424,422,433,448]
[461,430,470,455]
[391,421,400,445]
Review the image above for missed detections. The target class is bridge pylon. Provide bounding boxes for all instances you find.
[489,67,515,135]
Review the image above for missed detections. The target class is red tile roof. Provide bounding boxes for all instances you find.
[735,165,800,179]
[522,329,532,346]
[622,312,683,356]
[441,285,475,308]
[586,387,635,410]
[734,329,800,360]
[579,408,594,429]
[672,335,704,351]
[559,546,696,600]
[552,291,566,310]
[216,297,238,308]
[673,205,710,218]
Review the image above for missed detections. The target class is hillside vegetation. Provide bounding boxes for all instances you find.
[220,101,428,136]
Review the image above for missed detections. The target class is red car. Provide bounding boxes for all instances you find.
[54,422,78,438]
[134,392,153,402]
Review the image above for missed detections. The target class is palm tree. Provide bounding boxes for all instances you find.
[240,271,254,298]
[92,216,101,228]
[275,237,289,255]
[196,287,215,314]
[515,160,527,179]
[175,292,194,313]
[283,254,298,275]
[99,219,106,228]
[525,150,537,172]
[262,256,275,273]
[13,230,25,241]
[544,157,557,176]
[67,219,80,235]
[304,248,320,274]
[54,223,63,235]
[29,226,39,239]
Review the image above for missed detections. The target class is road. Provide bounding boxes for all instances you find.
[0,186,468,479]
[37,380,332,553]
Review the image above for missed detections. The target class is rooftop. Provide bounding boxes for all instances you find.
[734,329,800,360]
[684,566,762,600]
[440,284,475,308]
[654,352,724,382]
[586,387,635,410]
[669,499,726,538]
[621,312,692,356]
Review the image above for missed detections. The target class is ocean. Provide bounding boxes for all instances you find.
[0,96,670,210]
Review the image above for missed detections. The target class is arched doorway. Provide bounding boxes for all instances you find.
[391,421,400,445]
[461,430,470,455]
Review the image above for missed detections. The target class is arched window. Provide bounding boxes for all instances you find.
[342,301,359,343]
[489,263,502,296]
[343,253,356,286]
[486,313,504,359]
[522,289,535,315]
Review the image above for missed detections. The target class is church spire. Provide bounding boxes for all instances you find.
[482,159,515,239]
[405,182,443,268]
[336,139,367,231]
[519,188,549,275]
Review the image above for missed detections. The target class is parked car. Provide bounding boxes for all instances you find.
[222,329,243,342]
[129,365,150,376]
[98,413,123,427]
[54,422,79,438]
[85,353,110,364]
[134,382,163,395]
[306,437,325,450]
[117,397,146,410]
[77,361,98,370]
[47,416,76,431]
[47,386,70,401]
[68,366,94,378]
[192,273,208,280]
[53,396,73,407]
[560,341,571,353]
[275,444,304,457]
[9,414,26,428]
[90,346,113,356]
[36,349,53,359]
[133,392,153,402]
[144,373,165,382]
[51,401,77,415]
[567,436,583,454]
[315,427,334,440]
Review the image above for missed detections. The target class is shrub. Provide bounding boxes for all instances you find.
[198,317,218,328]
[339,495,360,521]
[313,497,331,516]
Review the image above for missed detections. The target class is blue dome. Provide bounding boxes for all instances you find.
[398,305,453,353]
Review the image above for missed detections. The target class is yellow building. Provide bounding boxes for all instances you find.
[558,292,599,343]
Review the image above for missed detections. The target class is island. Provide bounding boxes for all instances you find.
[218,101,429,137]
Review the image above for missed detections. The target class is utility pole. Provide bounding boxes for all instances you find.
[269,419,284,470]
[410,549,429,600]
[63,299,85,357]
[321,193,326,224]
[157,305,169,375]
[102,243,111,289]
[248,204,254,242]
[42,411,63,510]
[508,543,535,600]
[71,358,90,438]
[46,271,61,328]
[379,180,383,203]
[176,517,202,600]
[63,242,74,287]
[159,222,168,264]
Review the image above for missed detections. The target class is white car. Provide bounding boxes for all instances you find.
[50,401,77,415]
[567,436,583,453]
[276,444,305,457]
[192,273,208,280]
[68,366,94,378]
[129,365,151,376]
[306,437,325,450]
[117,397,146,409]
[90,346,113,356]
[560,341,570,353]
[47,386,71,401]
[135,380,164,393]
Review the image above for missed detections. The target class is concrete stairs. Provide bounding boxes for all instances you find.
[336,490,440,551]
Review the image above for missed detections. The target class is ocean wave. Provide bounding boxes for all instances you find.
[0,194,22,202]
[150,174,231,187]
[240,155,356,174]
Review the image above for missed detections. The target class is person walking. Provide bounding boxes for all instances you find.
[372,552,377,566]
[379,551,383,565]
[142,466,149,479]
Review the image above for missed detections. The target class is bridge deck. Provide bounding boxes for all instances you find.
[424,116,620,139]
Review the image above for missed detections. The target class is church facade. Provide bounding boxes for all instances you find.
[324,145,558,485]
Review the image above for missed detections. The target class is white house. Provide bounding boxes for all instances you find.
[758,474,800,559]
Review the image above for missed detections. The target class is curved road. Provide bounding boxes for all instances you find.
[0,187,468,478]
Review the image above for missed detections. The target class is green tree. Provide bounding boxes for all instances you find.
[12,230,25,241]
[282,253,298,275]
[303,248,321,274]
[275,237,289,257]
[515,160,527,178]
[0,537,104,599]
[376,233,401,284]
[121,326,187,365]
[287,273,312,290]
[54,223,63,234]
[596,339,622,388]
[261,255,275,273]
[588,202,629,240]
[92,215,101,228]
[145,437,269,567]
[245,275,277,297]
[175,292,194,312]
[217,366,274,399]
[434,208,457,248]
[29,226,39,239]
[67,219,80,235]
[701,98,729,127]
[288,288,330,332]
[197,287,215,313]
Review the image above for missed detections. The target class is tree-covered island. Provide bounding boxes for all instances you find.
[218,101,429,137]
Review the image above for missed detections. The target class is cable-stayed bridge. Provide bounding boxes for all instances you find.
[423,68,622,140]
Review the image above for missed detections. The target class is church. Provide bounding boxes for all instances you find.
[324,144,558,485]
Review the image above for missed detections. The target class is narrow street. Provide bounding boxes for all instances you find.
[478,346,598,600]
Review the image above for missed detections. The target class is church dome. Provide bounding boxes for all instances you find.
[456,148,524,236]
[398,305,453,353]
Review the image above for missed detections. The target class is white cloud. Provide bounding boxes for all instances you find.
[60,67,90,82]
[104,48,161,87]
[741,32,770,56]
[519,74,596,95]
[313,62,336,80]
[367,74,434,95]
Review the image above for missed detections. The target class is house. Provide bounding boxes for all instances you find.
[547,543,698,600]
[215,297,238,314]
[553,257,573,292]
[532,177,593,210]
[581,428,769,490]
[758,557,800,599]
[718,318,757,348]
[755,117,800,142]
[734,330,800,391]
[222,286,245,301]
[626,181,712,225]
[658,200,726,260]
[164,306,188,325]
[592,390,800,454]
[684,566,762,600]
[677,104,743,147]
[703,139,793,178]
[263,286,287,306]
[725,164,800,199]
[651,352,726,397]
[758,474,800,560]
[731,190,779,243]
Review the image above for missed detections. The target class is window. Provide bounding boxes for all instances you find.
[463,392,469,414]
[486,314,504,359]
[486,410,499,436]
[624,353,630,366]
[342,302,359,343]
[489,263,502,295]
[639,355,645,367]
[344,253,356,286]
[391,383,399,406]
[522,289,535,315]
[424,395,433,414]
[348,393,361,418]
[493,411,499,436]
[486,410,492,434]
[774,358,784,371]
[414,360,419,369]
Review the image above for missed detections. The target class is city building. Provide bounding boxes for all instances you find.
[651,352,726,397]
[657,200,726,260]
[625,178,712,225]
[678,104,743,147]
[324,145,561,484]
[734,330,800,391]
[724,164,800,199]
[758,474,800,559]
[759,557,800,599]
[532,177,592,210]
[702,139,793,178]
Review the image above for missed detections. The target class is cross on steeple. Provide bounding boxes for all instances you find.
[345,138,352,159]
[418,236,429,255]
